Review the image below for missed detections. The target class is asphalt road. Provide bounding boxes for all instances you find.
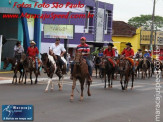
[0,72,162,122]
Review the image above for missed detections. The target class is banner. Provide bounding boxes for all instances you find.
[44,24,74,39]
[27,15,35,41]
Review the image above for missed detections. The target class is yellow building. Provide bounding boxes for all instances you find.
[112,21,141,54]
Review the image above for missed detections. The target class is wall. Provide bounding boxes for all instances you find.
[112,28,141,54]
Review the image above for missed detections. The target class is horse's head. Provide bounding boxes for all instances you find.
[119,59,126,71]
[20,53,26,63]
[74,51,82,64]
[40,53,48,67]
[3,57,9,69]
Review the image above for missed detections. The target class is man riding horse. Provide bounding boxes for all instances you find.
[103,43,116,67]
[121,42,135,71]
[27,40,41,74]
[14,41,24,61]
[49,38,66,74]
[70,37,92,82]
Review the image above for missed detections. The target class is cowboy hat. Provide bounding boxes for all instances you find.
[145,49,148,52]
[126,42,132,47]
[138,49,142,51]
[30,40,36,45]
[114,46,117,49]
[107,43,114,47]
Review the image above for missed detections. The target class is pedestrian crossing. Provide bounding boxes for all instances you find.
[0,77,161,92]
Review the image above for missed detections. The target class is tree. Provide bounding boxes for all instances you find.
[128,15,163,30]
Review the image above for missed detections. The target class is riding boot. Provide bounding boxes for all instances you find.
[88,75,92,83]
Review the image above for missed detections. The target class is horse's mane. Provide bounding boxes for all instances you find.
[48,54,56,64]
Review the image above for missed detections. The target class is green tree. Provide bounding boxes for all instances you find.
[128,15,163,30]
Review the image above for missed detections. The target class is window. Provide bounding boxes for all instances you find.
[85,7,90,33]
[104,10,112,35]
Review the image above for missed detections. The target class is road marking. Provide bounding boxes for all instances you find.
[138,87,155,91]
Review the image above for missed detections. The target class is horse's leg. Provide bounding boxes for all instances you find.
[95,66,97,78]
[35,71,38,84]
[45,78,52,92]
[24,71,27,84]
[87,80,91,96]
[50,79,54,92]
[120,74,124,90]
[70,78,76,101]
[19,70,22,83]
[110,74,113,88]
[30,71,33,85]
[80,80,84,101]
[58,76,63,91]
[131,72,134,90]
[104,74,106,88]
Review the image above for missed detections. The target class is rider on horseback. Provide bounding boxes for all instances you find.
[103,43,116,67]
[121,42,135,71]
[49,38,66,74]
[27,41,40,71]
[70,37,92,82]
[14,41,24,61]
[134,49,143,59]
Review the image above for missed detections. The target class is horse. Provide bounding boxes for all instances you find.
[100,57,115,88]
[153,59,163,77]
[3,57,24,84]
[94,56,102,78]
[138,58,151,79]
[118,58,134,90]
[40,53,65,92]
[70,51,91,101]
[20,53,40,84]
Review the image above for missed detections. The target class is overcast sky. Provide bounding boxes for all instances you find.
[100,0,163,22]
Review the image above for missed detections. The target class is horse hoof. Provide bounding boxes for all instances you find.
[44,90,48,93]
[24,82,26,84]
[80,96,83,101]
[50,89,54,92]
[88,92,91,96]
[70,95,74,101]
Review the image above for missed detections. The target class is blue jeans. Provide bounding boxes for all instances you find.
[71,57,92,76]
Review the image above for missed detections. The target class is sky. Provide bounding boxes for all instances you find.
[100,0,163,22]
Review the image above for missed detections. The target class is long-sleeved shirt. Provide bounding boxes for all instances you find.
[121,48,134,57]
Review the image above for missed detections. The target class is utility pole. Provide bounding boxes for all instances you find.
[150,0,156,56]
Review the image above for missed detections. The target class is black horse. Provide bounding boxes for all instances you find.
[3,57,24,84]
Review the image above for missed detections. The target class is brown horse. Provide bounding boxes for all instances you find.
[40,53,64,92]
[20,53,40,84]
[100,57,115,88]
[70,51,91,101]
[3,57,24,84]
[119,59,134,90]
[138,58,151,79]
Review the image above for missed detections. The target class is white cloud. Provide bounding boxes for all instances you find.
[100,0,163,22]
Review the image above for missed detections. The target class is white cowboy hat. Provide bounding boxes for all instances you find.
[114,46,117,49]
[145,49,148,52]
[30,41,36,45]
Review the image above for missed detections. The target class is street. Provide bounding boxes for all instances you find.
[0,71,162,122]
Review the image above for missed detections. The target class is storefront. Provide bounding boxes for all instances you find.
[41,0,113,57]
[0,0,42,69]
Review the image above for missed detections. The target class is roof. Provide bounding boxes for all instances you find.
[112,21,136,37]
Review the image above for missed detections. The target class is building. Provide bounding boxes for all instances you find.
[140,30,163,59]
[112,21,141,54]
[41,0,113,56]
[0,0,42,69]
